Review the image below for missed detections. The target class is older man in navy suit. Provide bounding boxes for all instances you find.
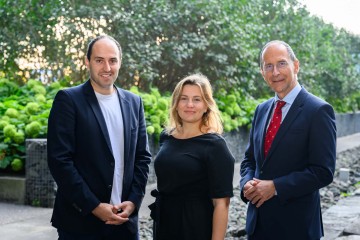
[240,40,336,240]
[47,35,151,240]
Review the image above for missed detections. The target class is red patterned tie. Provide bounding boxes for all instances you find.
[264,100,286,157]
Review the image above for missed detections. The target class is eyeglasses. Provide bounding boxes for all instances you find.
[263,61,289,72]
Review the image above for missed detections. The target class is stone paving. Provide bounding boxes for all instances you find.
[322,133,360,240]
[323,189,360,240]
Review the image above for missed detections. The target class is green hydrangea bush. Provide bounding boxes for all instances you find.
[129,86,170,141]
[215,88,264,133]
[0,78,61,173]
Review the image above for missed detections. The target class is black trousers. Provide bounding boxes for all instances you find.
[57,224,138,240]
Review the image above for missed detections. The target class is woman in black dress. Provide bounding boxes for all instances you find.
[149,74,235,240]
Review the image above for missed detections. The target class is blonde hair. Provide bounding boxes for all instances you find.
[165,73,223,134]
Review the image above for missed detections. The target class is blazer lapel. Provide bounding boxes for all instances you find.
[116,87,131,168]
[264,88,307,162]
[83,80,113,155]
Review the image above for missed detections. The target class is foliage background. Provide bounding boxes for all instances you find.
[1,0,360,172]
[1,0,360,110]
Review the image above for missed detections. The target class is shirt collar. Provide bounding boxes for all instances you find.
[274,83,301,105]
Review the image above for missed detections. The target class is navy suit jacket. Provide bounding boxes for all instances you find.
[47,80,151,234]
[240,88,336,239]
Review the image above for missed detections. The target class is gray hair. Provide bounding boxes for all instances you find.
[259,40,297,69]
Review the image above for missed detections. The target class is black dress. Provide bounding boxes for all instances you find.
[150,132,235,240]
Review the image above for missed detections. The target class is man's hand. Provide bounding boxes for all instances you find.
[243,178,276,208]
[92,203,123,223]
[106,201,136,225]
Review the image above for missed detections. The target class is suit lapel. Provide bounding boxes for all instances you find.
[116,87,131,167]
[260,100,275,165]
[83,80,113,155]
[264,88,308,162]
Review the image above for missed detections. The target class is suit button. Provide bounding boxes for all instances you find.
[260,171,263,174]
[110,162,114,167]
[108,185,112,189]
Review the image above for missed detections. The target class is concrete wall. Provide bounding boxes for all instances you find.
[0,177,25,204]
[335,112,360,137]
[148,111,360,161]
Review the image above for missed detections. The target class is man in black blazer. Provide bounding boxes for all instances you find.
[47,35,151,239]
[240,40,336,240]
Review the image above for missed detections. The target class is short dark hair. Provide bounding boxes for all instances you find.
[86,35,122,61]
[259,40,297,69]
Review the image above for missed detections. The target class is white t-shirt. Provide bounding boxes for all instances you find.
[95,90,124,205]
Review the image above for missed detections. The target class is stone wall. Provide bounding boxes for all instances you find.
[25,139,56,207]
